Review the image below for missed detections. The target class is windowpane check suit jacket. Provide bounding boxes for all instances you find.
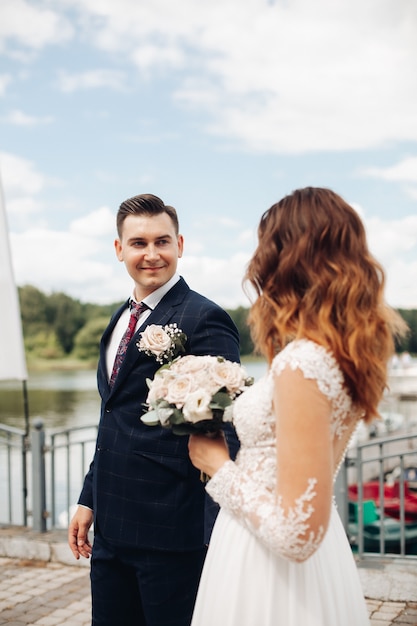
[78,277,240,550]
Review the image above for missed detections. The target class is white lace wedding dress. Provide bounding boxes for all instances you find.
[191,340,370,626]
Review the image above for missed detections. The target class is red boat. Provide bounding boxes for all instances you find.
[348,481,417,523]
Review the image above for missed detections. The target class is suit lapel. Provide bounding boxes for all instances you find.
[98,300,129,398]
[107,278,189,395]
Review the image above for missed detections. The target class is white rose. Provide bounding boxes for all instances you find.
[183,389,213,423]
[139,325,172,357]
[210,359,247,395]
[188,367,213,392]
[171,354,212,375]
[146,369,175,404]
[165,374,195,407]
[173,356,223,394]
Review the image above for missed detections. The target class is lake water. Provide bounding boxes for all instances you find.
[1,359,417,431]
[1,360,417,528]
[0,361,268,526]
[0,360,269,431]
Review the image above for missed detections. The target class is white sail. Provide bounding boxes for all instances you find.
[0,170,27,380]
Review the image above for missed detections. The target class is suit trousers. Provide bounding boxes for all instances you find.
[90,532,207,626]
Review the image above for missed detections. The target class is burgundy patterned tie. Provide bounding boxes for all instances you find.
[109,301,148,387]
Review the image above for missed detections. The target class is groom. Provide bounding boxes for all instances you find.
[68,194,240,626]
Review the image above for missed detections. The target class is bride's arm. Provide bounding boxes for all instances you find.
[195,365,334,562]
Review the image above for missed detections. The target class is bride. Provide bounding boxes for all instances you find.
[188,187,406,626]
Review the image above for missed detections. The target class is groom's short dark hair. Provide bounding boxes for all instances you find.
[117,193,179,236]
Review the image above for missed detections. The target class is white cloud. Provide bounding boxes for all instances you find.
[364,213,417,308]
[0,0,73,51]
[237,228,256,247]
[0,74,11,96]
[181,212,417,310]
[57,69,127,93]
[3,109,54,126]
[70,206,115,237]
[9,225,128,304]
[1,0,417,310]
[2,1,416,152]
[405,186,417,201]
[131,44,185,73]
[362,157,417,183]
[179,252,251,309]
[59,0,417,153]
[384,259,417,309]
[182,212,417,309]
[365,214,417,264]
[0,152,46,213]
[217,217,241,229]
[5,210,417,309]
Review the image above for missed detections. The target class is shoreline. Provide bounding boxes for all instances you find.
[23,353,265,373]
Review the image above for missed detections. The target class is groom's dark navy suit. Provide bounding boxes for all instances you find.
[78,276,240,625]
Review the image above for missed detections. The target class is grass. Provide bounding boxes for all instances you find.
[27,356,97,372]
[26,353,262,372]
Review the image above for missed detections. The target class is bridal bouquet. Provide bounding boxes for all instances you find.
[141,354,253,435]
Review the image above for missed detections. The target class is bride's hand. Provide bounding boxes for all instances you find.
[188,432,231,478]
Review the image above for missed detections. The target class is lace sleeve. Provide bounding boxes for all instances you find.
[207,461,324,562]
[206,342,337,562]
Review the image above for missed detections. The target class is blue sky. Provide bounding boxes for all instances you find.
[1,0,416,309]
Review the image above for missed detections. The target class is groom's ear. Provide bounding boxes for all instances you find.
[177,234,184,258]
[115,238,123,261]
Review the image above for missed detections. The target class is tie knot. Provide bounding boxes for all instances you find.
[130,300,148,318]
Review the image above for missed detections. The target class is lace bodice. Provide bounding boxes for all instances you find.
[207,339,362,562]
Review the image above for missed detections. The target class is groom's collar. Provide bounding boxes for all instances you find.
[131,273,181,311]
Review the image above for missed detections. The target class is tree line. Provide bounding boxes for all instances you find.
[17,285,416,366]
[17,285,254,364]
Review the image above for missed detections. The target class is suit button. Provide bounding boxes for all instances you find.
[105,407,112,413]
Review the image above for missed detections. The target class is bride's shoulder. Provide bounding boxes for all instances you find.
[270,339,340,381]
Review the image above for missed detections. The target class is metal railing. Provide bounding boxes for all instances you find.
[1,419,417,562]
[48,422,98,528]
[341,432,417,561]
[0,419,97,531]
[0,423,28,525]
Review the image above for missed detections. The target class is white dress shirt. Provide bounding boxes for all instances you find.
[105,273,181,381]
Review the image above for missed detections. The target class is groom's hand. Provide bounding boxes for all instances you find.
[68,505,94,560]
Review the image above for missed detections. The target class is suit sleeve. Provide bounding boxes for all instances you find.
[78,459,94,509]
[186,302,241,364]
[182,300,241,542]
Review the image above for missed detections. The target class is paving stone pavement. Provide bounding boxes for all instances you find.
[0,557,417,626]
[367,598,417,626]
[0,558,90,626]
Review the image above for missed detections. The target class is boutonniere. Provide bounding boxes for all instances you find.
[137,323,187,364]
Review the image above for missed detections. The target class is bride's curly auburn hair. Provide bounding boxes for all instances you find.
[245,187,407,422]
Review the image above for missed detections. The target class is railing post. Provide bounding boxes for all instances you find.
[335,461,348,531]
[31,418,47,532]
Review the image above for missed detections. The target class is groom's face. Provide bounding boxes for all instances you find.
[115,212,184,300]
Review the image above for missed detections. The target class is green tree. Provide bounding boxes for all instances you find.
[227,306,254,356]
[46,292,86,354]
[396,309,417,354]
[17,284,416,365]
[24,329,64,359]
[73,316,110,361]
[19,284,49,336]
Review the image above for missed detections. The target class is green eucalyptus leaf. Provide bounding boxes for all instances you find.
[210,391,232,409]
[169,408,186,425]
[158,399,172,409]
[141,410,161,426]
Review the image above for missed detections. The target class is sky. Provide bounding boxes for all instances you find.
[1,0,417,310]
